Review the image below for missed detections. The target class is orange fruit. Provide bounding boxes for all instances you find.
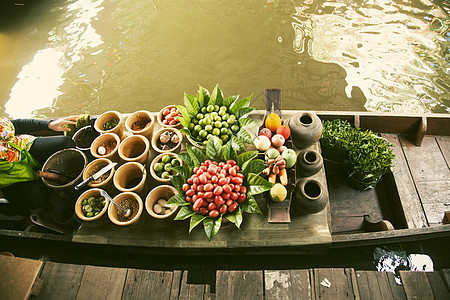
[265,113,282,132]
[276,125,290,139]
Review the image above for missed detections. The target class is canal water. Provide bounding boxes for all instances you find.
[0,0,449,118]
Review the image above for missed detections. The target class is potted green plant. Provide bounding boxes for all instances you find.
[346,131,394,190]
[165,136,272,240]
[320,119,353,175]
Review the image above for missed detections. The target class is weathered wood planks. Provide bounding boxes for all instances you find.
[76,265,127,300]
[310,268,359,300]
[400,136,450,225]
[122,269,174,299]
[215,270,264,299]
[264,270,310,299]
[0,256,43,300]
[355,271,406,300]
[36,261,85,300]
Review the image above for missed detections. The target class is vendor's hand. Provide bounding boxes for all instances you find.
[48,116,78,132]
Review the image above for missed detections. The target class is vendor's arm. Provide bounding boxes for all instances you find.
[12,116,78,134]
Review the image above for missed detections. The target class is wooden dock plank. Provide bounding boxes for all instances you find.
[216,270,264,300]
[0,256,43,300]
[311,268,359,300]
[76,266,127,300]
[436,136,450,168]
[400,271,434,300]
[385,272,407,300]
[355,271,406,300]
[441,269,450,290]
[178,270,209,300]
[400,136,450,225]
[36,261,85,300]
[264,269,310,299]
[122,269,173,300]
[169,270,183,300]
[426,272,450,300]
[384,134,428,228]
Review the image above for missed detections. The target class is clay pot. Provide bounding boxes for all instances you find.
[75,188,109,222]
[118,135,150,164]
[157,105,183,128]
[151,128,183,154]
[94,111,124,139]
[288,112,323,149]
[149,152,182,183]
[293,178,328,214]
[107,192,143,226]
[145,185,179,219]
[90,133,121,161]
[113,162,147,194]
[41,149,87,190]
[296,149,323,177]
[82,158,115,190]
[125,110,155,140]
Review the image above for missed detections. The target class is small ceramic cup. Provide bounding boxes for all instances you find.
[145,185,179,219]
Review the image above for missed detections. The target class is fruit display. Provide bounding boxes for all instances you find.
[256,113,296,186]
[176,84,258,149]
[166,136,273,240]
[81,196,106,218]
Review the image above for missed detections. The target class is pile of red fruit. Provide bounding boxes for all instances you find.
[161,106,182,126]
[182,159,247,218]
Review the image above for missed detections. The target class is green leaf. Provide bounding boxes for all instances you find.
[206,136,223,161]
[237,151,258,167]
[199,85,210,105]
[242,159,265,177]
[230,135,245,153]
[239,117,259,129]
[208,84,223,106]
[221,142,235,161]
[240,194,262,214]
[175,105,191,123]
[237,128,253,144]
[170,166,191,181]
[247,173,273,195]
[186,144,206,167]
[223,95,238,107]
[235,107,255,119]
[189,214,206,233]
[177,152,194,169]
[176,117,191,130]
[203,216,222,241]
[197,88,205,108]
[166,194,190,208]
[184,93,198,118]
[225,207,243,228]
[174,206,196,220]
[170,174,185,193]
[179,128,191,136]
[230,95,251,114]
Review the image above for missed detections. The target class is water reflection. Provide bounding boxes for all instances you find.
[4,0,104,117]
[1,0,449,117]
[291,0,449,113]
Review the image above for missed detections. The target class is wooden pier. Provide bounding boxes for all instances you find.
[1,255,449,300]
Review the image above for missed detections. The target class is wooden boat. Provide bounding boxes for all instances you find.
[0,109,449,254]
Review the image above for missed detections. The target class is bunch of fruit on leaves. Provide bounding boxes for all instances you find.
[165,136,272,240]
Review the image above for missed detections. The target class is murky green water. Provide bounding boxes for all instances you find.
[0,0,448,118]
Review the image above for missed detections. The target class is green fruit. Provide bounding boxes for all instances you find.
[218,110,226,116]
[161,171,170,179]
[214,116,222,122]
[222,122,229,128]
[212,128,220,136]
[153,162,164,172]
[265,148,280,159]
[211,112,218,119]
[220,127,228,135]
[214,121,222,128]
[171,159,180,166]
[164,163,172,171]
[270,183,287,202]
[199,130,207,138]
[220,135,229,142]
[194,124,202,132]
[161,155,171,163]
[222,114,229,121]
[204,125,212,132]
[214,105,220,112]
[196,113,204,120]
[201,107,207,113]
[231,125,239,132]
[220,106,227,111]
[207,105,214,112]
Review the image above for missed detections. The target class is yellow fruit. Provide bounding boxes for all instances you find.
[265,113,282,132]
[269,183,287,202]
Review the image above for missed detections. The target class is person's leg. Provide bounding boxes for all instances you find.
[29,136,75,165]
[2,180,51,210]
